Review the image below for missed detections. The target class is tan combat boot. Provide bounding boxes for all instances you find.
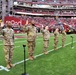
[6,63,11,69]
[29,56,34,60]
[44,51,48,54]
[32,56,35,59]
[9,62,15,68]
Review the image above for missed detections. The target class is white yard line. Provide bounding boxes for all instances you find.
[15,46,20,48]
[0,42,25,46]
[0,38,42,46]
[14,41,76,65]
[0,41,76,72]
[0,66,10,72]
[15,41,26,43]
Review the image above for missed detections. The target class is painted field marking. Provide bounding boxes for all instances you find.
[14,41,76,65]
[0,41,76,72]
[0,66,10,72]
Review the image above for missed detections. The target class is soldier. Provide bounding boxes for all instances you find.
[59,22,66,47]
[41,26,50,54]
[61,23,66,47]
[24,20,36,60]
[55,17,66,48]
[54,27,59,50]
[0,21,14,69]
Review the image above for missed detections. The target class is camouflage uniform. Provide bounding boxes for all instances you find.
[61,30,66,47]
[54,28,59,50]
[41,27,50,54]
[0,23,14,68]
[24,24,36,59]
[55,18,66,48]
[59,23,66,47]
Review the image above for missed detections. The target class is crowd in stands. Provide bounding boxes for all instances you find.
[12,15,76,33]
[18,15,76,27]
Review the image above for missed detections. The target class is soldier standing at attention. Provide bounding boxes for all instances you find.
[55,16,66,48]
[62,23,66,47]
[0,21,14,69]
[41,26,50,54]
[54,27,59,50]
[24,20,36,60]
[59,22,66,48]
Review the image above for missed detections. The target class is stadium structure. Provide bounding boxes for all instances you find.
[0,0,76,33]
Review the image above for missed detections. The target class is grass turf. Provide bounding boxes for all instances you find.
[0,33,76,75]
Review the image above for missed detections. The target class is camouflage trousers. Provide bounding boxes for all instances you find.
[54,37,58,50]
[43,40,49,52]
[4,45,14,63]
[62,35,66,47]
[28,41,36,57]
[62,31,66,47]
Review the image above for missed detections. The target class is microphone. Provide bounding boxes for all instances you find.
[23,45,26,47]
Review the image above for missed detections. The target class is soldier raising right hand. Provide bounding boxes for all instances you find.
[41,26,50,54]
[24,20,36,60]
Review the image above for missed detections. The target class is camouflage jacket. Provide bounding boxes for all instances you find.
[41,29,50,41]
[0,27,14,45]
[24,25,36,41]
[54,30,59,38]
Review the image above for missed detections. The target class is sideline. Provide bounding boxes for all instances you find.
[0,66,10,72]
[0,38,42,46]
[0,41,76,72]
[15,41,76,64]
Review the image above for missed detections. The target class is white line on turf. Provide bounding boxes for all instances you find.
[14,41,76,65]
[0,38,42,45]
[0,41,76,72]
[0,66,10,72]
[15,46,20,48]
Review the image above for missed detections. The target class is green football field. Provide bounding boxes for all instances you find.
[0,33,76,75]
